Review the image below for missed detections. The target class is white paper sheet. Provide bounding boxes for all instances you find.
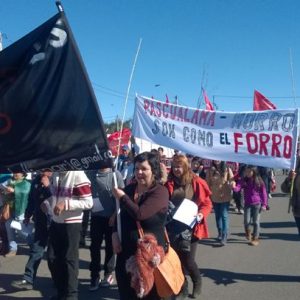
[172,198,198,228]
[10,220,22,230]
[10,221,34,237]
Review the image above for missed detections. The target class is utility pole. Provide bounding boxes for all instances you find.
[289,48,297,108]
[116,115,119,132]
[213,95,218,110]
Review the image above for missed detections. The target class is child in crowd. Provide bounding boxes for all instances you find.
[234,165,268,246]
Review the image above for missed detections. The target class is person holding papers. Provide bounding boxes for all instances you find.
[165,154,212,300]
[205,160,235,246]
[2,173,31,257]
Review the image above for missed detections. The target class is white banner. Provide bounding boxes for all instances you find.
[132,95,299,169]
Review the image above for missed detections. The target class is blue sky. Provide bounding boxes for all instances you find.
[1,0,299,123]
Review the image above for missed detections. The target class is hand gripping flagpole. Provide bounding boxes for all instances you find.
[114,38,142,241]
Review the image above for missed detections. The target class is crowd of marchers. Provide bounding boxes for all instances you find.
[0,145,299,300]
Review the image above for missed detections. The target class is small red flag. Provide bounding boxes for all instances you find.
[165,94,169,103]
[253,90,277,111]
[202,88,214,111]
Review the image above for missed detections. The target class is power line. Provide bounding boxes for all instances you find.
[94,88,133,100]
[92,82,135,99]
[92,82,126,96]
[92,81,300,109]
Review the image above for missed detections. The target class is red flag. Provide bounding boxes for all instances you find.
[107,128,131,156]
[165,94,169,103]
[202,88,214,111]
[253,90,277,111]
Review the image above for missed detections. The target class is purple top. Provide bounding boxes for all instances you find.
[234,178,268,207]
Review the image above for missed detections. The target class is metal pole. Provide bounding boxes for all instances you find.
[55,0,64,12]
[116,38,142,159]
[114,38,143,241]
[289,48,297,108]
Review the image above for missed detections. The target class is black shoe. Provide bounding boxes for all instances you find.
[89,276,101,291]
[11,279,33,290]
[191,280,202,298]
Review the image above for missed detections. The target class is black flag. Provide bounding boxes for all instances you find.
[0,12,112,173]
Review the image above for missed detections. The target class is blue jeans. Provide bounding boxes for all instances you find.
[244,204,261,238]
[213,202,230,238]
[23,223,48,284]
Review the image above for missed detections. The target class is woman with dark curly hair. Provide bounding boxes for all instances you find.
[112,152,169,300]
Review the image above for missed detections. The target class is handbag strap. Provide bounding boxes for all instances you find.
[134,190,144,238]
[134,189,170,245]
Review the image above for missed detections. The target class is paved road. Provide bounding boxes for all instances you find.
[0,174,299,300]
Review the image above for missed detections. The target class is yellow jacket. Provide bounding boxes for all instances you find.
[206,167,234,203]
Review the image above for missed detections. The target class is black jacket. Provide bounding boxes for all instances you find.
[25,175,52,226]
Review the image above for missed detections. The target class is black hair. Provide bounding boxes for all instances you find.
[211,161,227,177]
[150,149,159,155]
[134,151,162,183]
[244,165,264,187]
[191,156,201,163]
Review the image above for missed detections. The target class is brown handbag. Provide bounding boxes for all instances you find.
[136,221,184,298]
[134,190,184,297]
[153,230,185,297]
[0,203,11,222]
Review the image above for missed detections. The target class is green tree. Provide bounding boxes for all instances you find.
[105,118,132,134]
